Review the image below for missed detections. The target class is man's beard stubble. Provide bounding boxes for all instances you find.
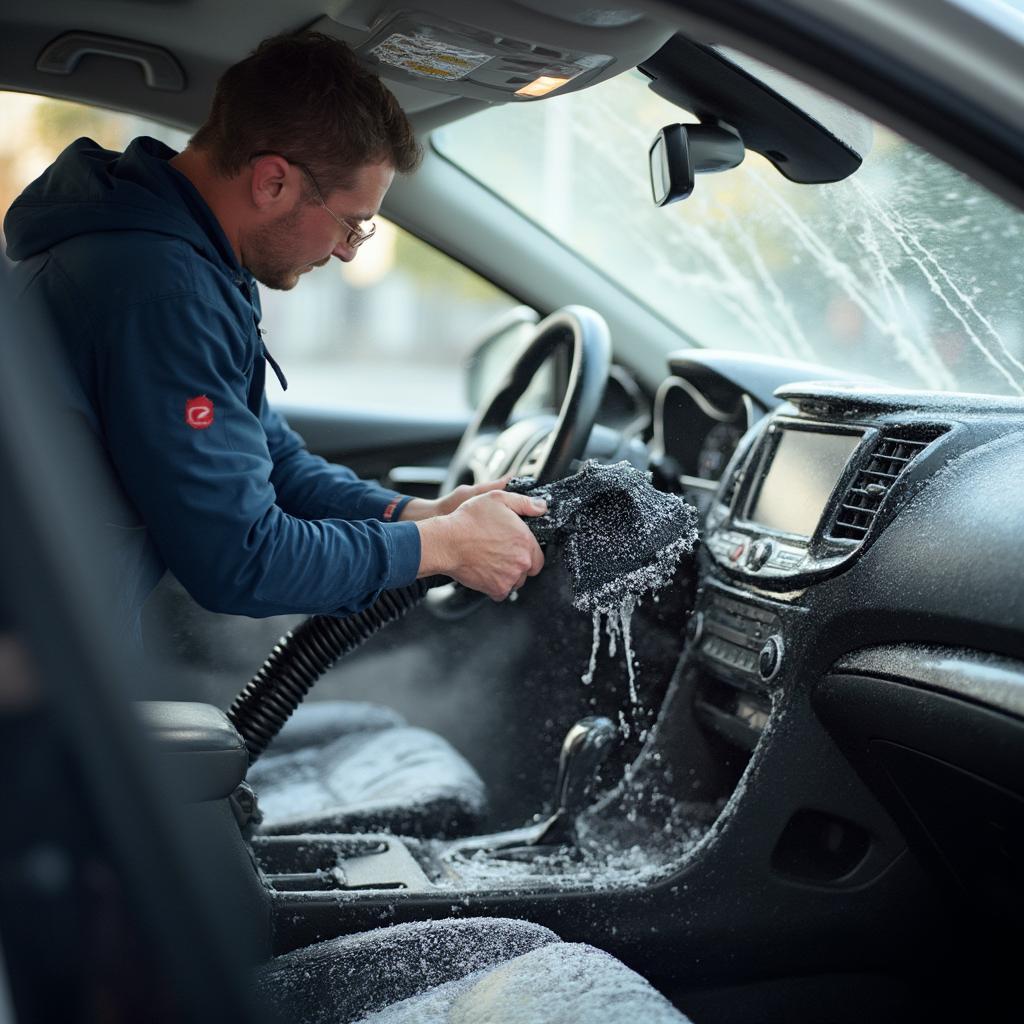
[243,206,329,290]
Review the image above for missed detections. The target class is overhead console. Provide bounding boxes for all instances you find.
[317,0,672,107]
[703,382,966,587]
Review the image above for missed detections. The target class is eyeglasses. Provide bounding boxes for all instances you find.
[250,150,377,249]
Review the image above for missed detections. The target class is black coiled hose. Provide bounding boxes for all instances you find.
[227,576,443,764]
[225,462,695,766]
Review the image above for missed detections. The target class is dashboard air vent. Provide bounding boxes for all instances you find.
[830,428,945,541]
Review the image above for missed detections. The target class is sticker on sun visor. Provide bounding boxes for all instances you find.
[370,32,491,80]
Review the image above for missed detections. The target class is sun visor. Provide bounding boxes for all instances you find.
[640,35,872,184]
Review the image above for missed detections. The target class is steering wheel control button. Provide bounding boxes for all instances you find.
[745,539,774,571]
[758,635,785,682]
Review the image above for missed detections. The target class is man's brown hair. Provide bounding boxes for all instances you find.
[191,32,421,192]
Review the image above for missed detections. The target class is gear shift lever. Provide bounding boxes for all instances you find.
[533,716,618,847]
[455,716,619,862]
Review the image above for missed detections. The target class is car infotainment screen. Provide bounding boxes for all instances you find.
[748,429,863,538]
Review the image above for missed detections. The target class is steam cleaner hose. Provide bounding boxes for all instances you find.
[227,576,442,764]
[226,460,698,767]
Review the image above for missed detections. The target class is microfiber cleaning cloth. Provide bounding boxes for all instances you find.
[509,460,700,613]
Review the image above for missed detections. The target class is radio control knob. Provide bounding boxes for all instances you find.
[746,539,774,571]
[758,635,784,682]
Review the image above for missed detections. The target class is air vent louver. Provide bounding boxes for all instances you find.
[719,465,741,508]
[830,428,945,541]
[718,435,757,509]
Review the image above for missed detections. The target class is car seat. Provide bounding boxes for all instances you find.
[248,699,487,836]
[256,917,692,1023]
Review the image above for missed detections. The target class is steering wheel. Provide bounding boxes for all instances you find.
[443,305,612,493]
[428,306,610,619]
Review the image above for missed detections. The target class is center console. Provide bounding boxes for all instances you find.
[692,383,957,750]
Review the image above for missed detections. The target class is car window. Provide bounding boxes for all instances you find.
[0,91,189,217]
[0,92,522,417]
[435,69,1024,397]
[257,223,521,415]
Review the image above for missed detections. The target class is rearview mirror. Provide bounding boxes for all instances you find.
[649,123,744,206]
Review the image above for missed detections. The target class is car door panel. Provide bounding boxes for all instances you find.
[278,404,470,488]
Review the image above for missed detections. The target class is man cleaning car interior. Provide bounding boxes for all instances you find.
[3,31,547,645]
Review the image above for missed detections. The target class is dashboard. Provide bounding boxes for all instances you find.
[645,352,1024,745]
[643,354,1024,929]
[646,350,853,518]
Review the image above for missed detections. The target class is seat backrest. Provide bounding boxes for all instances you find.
[0,264,270,1023]
[7,256,166,646]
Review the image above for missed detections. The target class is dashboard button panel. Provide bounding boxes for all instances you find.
[767,545,805,570]
[707,523,810,578]
[698,592,783,689]
[706,530,748,562]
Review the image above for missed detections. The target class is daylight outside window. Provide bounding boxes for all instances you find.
[435,69,1024,397]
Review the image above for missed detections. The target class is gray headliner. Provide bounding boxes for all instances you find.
[1,0,1021,150]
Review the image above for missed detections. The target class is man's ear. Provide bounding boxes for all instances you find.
[249,154,293,212]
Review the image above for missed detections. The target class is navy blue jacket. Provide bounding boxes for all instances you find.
[4,137,421,642]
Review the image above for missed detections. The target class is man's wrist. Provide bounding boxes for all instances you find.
[398,497,437,522]
[415,516,455,576]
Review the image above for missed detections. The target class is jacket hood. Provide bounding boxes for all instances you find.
[3,136,235,267]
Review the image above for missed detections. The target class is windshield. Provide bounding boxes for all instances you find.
[435,68,1024,397]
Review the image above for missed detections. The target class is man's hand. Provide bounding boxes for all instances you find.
[398,477,511,522]
[416,489,547,601]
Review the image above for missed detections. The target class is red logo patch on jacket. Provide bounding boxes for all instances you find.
[185,395,214,430]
